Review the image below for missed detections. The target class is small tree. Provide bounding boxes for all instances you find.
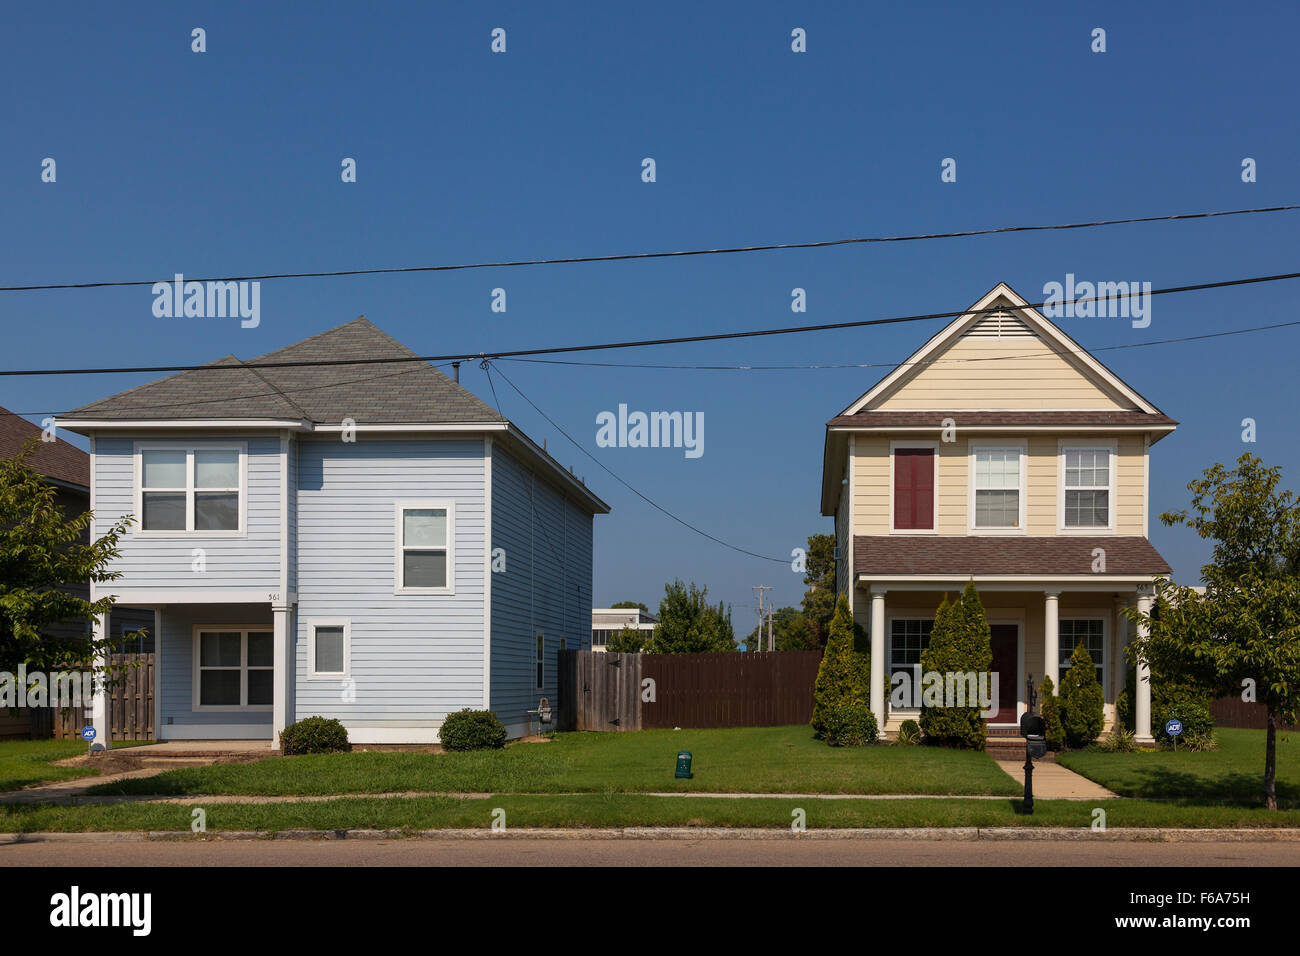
[810,595,870,738]
[1039,675,1064,751]
[919,582,992,750]
[0,443,132,674]
[644,580,735,653]
[1129,453,1300,809]
[1058,643,1105,747]
[800,533,837,648]
[605,626,646,653]
[609,601,649,613]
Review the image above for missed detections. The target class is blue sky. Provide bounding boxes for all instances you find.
[3,1,1298,625]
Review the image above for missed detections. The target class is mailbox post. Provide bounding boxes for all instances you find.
[1019,712,1047,814]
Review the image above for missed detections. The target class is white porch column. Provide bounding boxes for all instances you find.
[869,588,887,735]
[272,604,292,748]
[1043,589,1061,689]
[89,611,111,751]
[1134,588,1155,744]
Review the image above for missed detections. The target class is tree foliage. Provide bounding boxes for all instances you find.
[1039,675,1064,751]
[644,580,735,653]
[744,605,816,652]
[810,595,870,738]
[0,443,133,673]
[800,533,837,648]
[1129,453,1300,809]
[918,582,992,750]
[1057,643,1105,747]
[605,625,646,653]
[609,600,649,613]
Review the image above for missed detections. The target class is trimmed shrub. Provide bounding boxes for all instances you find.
[1093,727,1137,753]
[821,704,878,747]
[811,595,870,738]
[919,582,992,750]
[1153,682,1215,743]
[896,718,922,746]
[1040,675,1064,751]
[280,716,349,755]
[439,708,508,751]
[1058,643,1105,748]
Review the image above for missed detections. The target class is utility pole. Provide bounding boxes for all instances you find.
[767,603,775,651]
[751,586,772,653]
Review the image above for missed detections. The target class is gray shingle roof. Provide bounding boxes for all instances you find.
[854,535,1172,576]
[0,406,89,488]
[63,318,504,425]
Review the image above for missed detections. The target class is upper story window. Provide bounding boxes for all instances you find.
[970,445,1023,530]
[892,446,935,531]
[394,501,454,594]
[137,444,244,534]
[1061,446,1113,529]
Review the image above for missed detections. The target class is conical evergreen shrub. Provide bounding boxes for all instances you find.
[918,582,993,749]
[811,595,871,739]
[1058,642,1105,747]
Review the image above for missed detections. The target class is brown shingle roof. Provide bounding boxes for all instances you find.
[853,535,1171,577]
[0,407,89,488]
[829,410,1177,429]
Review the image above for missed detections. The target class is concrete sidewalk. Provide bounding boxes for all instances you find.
[994,760,1117,799]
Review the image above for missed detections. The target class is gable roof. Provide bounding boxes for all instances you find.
[0,407,89,490]
[62,318,502,425]
[838,282,1165,417]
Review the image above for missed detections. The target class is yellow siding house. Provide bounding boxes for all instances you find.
[821,283,1175,743]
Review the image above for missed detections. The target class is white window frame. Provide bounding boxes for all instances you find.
[191,625,273,712]
[889,440,939,534]
[394,500,455,595]
[1057,440,1117,533]
[134,441,248,537]
[967,440,1027,534]
[307,618,351,680]
[1057,616,1108,699]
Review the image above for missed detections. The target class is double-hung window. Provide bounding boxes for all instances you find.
[138,444,244,533]
[889,618,934,707]
[194,628,272,710]
[1062,446,1112,529]
[971,445,1023,530]
[1058,619,1105,688]
[394,501,454,593]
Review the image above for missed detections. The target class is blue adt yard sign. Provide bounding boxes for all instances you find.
[1165,719,1183,737]
[80,726,96,742]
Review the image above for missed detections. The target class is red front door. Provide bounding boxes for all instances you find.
[988,624,1018,723]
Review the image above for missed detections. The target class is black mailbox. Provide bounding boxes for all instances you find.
[1020,713,1047,760]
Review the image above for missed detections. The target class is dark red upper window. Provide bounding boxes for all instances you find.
[893,448,935,530]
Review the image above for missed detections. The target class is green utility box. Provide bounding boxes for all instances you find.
[674,750,693,779]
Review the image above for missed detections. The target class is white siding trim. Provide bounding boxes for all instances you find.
[846,434,855,613]
[89,435,97,604]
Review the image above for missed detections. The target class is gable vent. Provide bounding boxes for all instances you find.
[964,310,1034,338]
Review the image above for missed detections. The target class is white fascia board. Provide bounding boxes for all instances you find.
[311,422,509,433]
[58,419,312,431]
[98,588,291,605]
[501,425,610,514]
[828,424,1176,434]
[855,574,1161,591]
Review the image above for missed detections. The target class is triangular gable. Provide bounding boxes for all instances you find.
[840,283,1161,415]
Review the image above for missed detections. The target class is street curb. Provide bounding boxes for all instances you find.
[5,827,1300,843]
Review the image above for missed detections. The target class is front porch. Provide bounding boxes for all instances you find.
[90,599,295,748]
[855,580,1156,743]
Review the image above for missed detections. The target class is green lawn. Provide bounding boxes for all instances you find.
[5,793,1300,833]
[0,739,148,791]
[1058,728,1300,805]
[87,725,1022,797]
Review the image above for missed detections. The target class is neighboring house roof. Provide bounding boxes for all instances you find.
[62,317,501,424]
[827,410,1178,429]
[853,535,1172,578]
[592,608,658,627]
[59,317,609,513]
[0,407,88,490]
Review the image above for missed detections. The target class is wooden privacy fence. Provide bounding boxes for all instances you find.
[25,653,154,741]
[1211,695,1299,731]
[558,649,823,732]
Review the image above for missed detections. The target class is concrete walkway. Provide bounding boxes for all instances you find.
[994,760,1117,799]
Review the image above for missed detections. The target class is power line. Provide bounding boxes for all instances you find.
[496,318,1300,371]
[2,203,1297,293]
[6,266,1300,378]
[487,362,787,565]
